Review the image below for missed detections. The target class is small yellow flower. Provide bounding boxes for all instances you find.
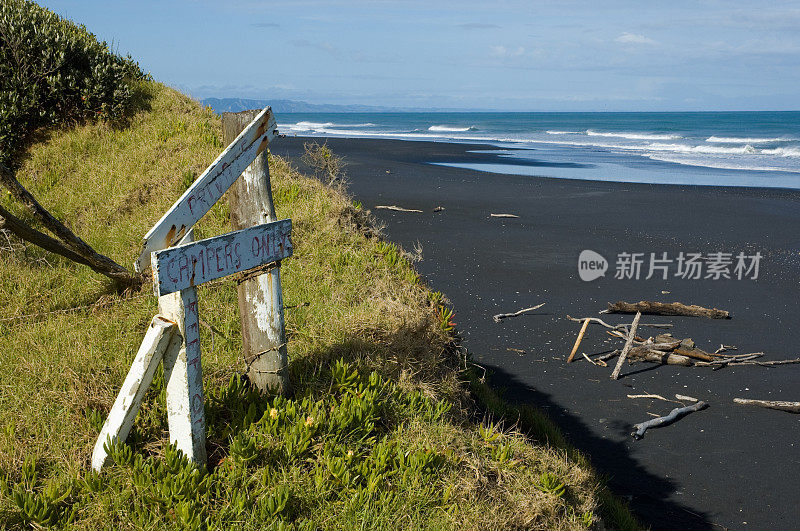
[346,450,353,458]
[269,408,278,419]
[305,416,315,427]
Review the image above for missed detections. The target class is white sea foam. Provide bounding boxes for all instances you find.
[586,130,682,140]
[646,154,800,173]
[334,122,377,127]
[294,121,334,129]
[762,147,800,157]
[428,125,477,132]
[280,121,378,133]
[706,136,793,144]
[647,143,758,155]
[277,118,800,175]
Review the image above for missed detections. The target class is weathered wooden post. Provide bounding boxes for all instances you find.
[158,230,208,464]
[223,111,290,395]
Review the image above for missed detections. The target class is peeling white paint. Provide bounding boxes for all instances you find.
[152,220,292,297]
[136,108,277,272]
[91,316,176,471]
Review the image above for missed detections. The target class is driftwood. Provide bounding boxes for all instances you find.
[714,344,738,354]
[632,401,708,439]
[607,329,645,342]
[432,206,445,212]
[675,394,698,403]
[605,300,730,319]
[605,331,770,370]
[566,315,673,331]
[695,353,763,368]
[627,346,693,366]
[375,205,423,213]
[672,348,715,362]
[733,398,800,413]
[583,352,606,366]
[597,350,619,362]
[734,357,800,367]
[489,213,518,218]
[627,394,669,401]
[492,303,545,323]
[567,318,591,362]
[611,311,641,379]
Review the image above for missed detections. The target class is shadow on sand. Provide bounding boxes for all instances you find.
[480,361,719,531]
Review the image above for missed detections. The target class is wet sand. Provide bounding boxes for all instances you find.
[271,136,800,530]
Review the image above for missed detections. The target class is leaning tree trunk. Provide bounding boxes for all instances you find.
[0,162,143,289]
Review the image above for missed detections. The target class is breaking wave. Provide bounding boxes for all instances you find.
[586,130,682,140]
[706,136,794,144]
[428,125,478,132]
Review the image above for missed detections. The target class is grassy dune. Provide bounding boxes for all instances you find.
[0,82,634,529]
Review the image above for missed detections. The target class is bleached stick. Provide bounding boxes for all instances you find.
[583,352,606,366]
[675,394,698,402]
[566,315,672,330]
[627,394,669,401]
[734,398,800,413]
[493,303,545,323]
[375,205,423,213]
[611,311,641,380]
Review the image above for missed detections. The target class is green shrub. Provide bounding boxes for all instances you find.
[0,0,147,165]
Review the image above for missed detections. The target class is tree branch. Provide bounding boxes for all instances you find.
[0,204,91,266]
[0,162,143,288]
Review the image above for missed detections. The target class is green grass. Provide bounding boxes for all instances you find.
[0,81,638,529]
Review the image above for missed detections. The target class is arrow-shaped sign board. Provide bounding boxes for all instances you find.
[151,219,292,297]
[135,107,278,273]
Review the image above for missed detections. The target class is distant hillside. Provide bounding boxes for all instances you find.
[202,97,397,114]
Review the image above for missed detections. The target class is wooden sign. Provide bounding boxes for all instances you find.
[160,276,207,465]
[151,219,292,297]
[95,109,289,470]
[134,107,278,273]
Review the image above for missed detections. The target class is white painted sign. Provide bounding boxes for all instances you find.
[91,316,178,471]
[96,109,290,470]
[161,283,207,464]
[151,219,292,297]
[135,107,278,273]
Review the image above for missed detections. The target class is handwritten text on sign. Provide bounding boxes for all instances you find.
[135,107,278,273]
[152,219,292,297]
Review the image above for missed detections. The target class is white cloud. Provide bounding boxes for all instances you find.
[615,32,657,45]
[490,45,526,58]
[458,22,500,30]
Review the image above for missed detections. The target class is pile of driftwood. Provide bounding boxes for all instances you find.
[562,300,800,439]
[567,301,800,378]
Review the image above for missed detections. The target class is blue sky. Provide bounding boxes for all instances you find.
[40,0,800,111]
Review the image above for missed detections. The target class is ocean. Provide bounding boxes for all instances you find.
[277,111,800,189]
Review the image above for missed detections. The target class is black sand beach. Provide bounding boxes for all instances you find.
[272,137,800,530]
